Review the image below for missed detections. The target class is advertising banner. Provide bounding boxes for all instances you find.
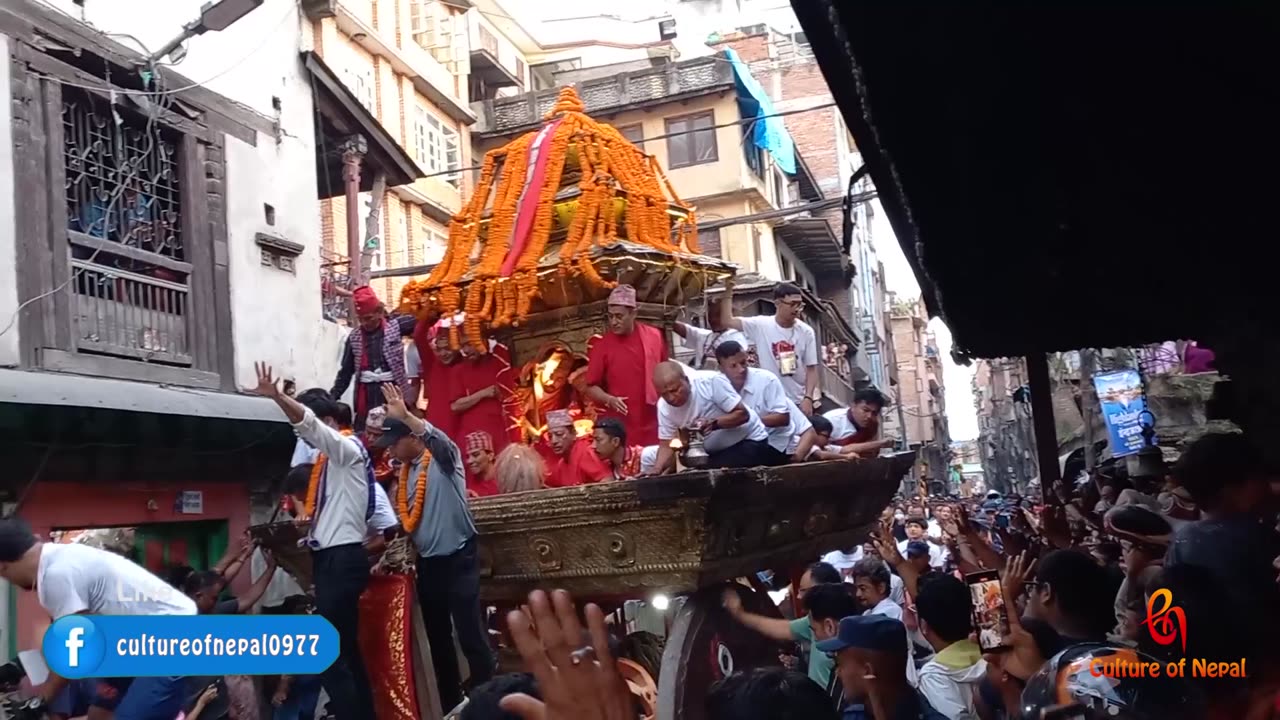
[1093,369,1149,457]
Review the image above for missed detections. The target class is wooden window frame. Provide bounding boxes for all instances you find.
[616,123,645,148]
[664,111,717,169]
[8,39,239,390]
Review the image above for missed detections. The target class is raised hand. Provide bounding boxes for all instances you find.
[499,589,633,720]
[381,382,409,420]
[251,362,281,398]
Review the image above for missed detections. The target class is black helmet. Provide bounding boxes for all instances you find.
[1019,643,1202,719]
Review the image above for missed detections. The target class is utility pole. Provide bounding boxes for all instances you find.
[1079,349,1098,475]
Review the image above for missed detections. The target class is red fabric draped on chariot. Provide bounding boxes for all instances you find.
[358,574,421,720]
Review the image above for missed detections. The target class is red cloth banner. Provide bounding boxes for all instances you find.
[358,573,421,720]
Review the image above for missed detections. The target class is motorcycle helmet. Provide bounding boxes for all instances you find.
[1019,643,1202,719]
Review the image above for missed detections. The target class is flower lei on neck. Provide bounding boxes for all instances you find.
[305,428,355,520]
[397,448,432,533]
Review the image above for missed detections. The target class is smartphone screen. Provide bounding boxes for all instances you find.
[965,570,1011,652]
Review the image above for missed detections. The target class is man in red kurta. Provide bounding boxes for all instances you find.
[463,431,501,497]
[584,285,666,447]
[544,409,612,488]
[413,317,464,442]
[454,333,518,487]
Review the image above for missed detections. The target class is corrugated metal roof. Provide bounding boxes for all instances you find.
[0,368,285,423]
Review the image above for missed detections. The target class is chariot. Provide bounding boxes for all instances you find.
[252,86,914,720]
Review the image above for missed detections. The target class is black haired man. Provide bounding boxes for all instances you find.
[0,517,195,719]
[718,279,822,415]
[823,388,896,459]
[251,365,378,719]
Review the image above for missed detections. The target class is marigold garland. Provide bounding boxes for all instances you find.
[398,85,699,349]
[304,429,356,520]
[396,448,432,533]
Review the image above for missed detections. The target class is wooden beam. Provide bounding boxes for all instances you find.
[1025,352,1063,502]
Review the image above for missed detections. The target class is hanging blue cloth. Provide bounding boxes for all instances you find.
[722,48,797,174]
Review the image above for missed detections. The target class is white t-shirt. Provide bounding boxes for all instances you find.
[865,596,918,687]
[640,445,658,474]
[405,343,422,379]
[683,325,750,369]
[658,370,768,450]
[290,438,320,468]
[738,315,818,403]
[37,543,196,619]
[822,407,868,444]
[898,538,950,570]
[783,398,814,455]
[368,483,399,534]
[292,409,371,549]
[734,368,807,454]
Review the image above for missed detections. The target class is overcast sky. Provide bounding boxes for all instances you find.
[872,201,979,442]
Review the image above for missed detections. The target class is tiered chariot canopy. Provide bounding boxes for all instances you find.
[398,86,729,352]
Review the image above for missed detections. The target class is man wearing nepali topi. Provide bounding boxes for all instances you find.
[331,286,416,430]
[584,284,667,447]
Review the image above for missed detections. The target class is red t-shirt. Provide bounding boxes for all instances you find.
[546,437,613,488]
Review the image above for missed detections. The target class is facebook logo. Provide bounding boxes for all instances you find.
[42,616,106,679]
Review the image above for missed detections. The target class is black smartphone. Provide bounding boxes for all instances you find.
[994,513,1011,530]
[965,570,1011,652]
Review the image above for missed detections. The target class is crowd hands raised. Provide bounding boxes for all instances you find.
[464,431,1280,720]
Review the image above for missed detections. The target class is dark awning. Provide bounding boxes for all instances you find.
[793,2,1280,359]
[302,51,422,199]
[774,217,851,281]
[470,47,521,90]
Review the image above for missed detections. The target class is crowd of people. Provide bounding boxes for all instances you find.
[331,281,896,499]
[2,276,1275,720]
[451,430,1280,720]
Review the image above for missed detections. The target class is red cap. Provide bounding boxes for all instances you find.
[352,286,381,315]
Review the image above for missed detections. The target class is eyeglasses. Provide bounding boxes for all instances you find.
[779,299,805,309]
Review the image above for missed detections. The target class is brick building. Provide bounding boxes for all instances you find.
[890,296,951,482]
[710,26,896,401]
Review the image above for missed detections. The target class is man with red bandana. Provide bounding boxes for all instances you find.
[331,285,416,430]
[463,431,501,497]
[545,409,612,488]
[584,284,666,446]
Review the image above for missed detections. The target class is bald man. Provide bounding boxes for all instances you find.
[652,361,772,473]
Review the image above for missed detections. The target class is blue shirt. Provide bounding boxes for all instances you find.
[842,690,927,720]
[406,421,476,557]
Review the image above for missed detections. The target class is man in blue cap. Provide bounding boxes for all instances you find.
[816,615,930,720]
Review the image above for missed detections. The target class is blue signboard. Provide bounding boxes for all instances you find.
[1093,369,1149,457]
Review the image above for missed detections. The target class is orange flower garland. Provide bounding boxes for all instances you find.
[397,85,699,347]
[304,429,356,520]
[396,449,432,533]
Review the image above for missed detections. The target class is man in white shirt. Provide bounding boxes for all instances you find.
[850,557,917,687]
[822,388,897,459]
[898,518,949,570]
[252,364,377,719]
[651,361,774,473]
[0,518,196,719]
[674,299,750,370]
[719,279,821,415]
[713,340,821,464]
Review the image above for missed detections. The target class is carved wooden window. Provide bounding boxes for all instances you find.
[10,47,231,389]
[63,89,192,365]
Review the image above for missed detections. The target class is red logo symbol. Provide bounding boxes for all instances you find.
[1142,588,1187,653]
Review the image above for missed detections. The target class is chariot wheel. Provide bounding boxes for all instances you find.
[656,585,785,720]
[618,658,659,720]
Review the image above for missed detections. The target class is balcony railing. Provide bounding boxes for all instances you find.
[473,57,735,135]
[822,365,858,409]
[321,248,352,323]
